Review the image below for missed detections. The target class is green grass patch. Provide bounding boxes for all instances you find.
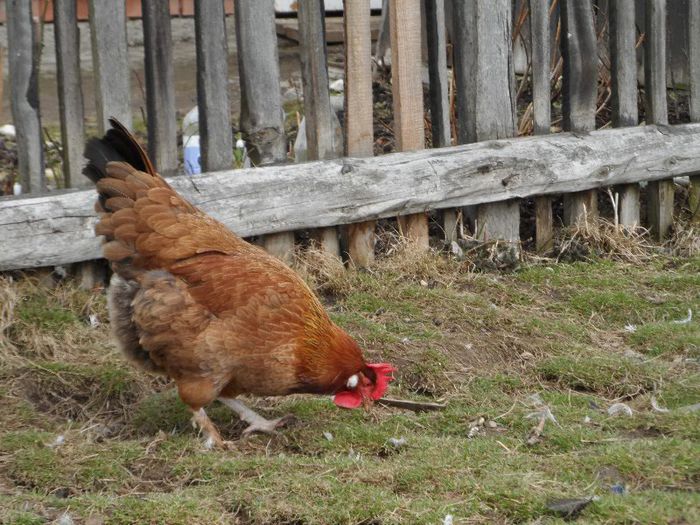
[1,255,699,524]
[628,321,700,356]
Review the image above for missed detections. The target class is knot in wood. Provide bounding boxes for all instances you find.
[501,173,519,187]
[664,157,678,168]
[595,166,611,178]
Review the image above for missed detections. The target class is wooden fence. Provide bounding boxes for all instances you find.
[0,1,236,22]
[1,0,699,275]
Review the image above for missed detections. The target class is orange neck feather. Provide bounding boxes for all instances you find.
[295,315,366,394]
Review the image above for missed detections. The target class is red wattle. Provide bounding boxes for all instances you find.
[333,390,363,409]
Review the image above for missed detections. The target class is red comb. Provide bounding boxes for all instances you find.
[367,362,397,400]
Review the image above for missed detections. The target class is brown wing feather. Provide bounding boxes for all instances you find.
[85,120,246,272]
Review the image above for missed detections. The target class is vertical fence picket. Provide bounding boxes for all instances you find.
[142,0,178,176]
[89,0,131,133]
[54,0,86,189]
[390,0,429,248]
[530,0,553,252]
[453,0,519,244]
[424,0,449,148]
[609,0,640,227]
[194,0,233,172]
[687,0,700,222]
[560,0,598,225]
[7,0,44,193]
[343,0,376,267]
[375,0,390,65]
[235,0,294,262]
[644,0,673,239]
[424,0,456,243]
[298,0,340,258]
[57,0,101,287]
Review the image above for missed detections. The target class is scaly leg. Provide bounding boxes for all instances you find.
[219,398,295,437]
[190,407,233,450]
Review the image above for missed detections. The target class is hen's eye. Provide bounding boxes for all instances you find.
[346,374,359,388]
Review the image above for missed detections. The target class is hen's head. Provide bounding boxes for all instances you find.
[333,362,396,409]
[304,323,396,408]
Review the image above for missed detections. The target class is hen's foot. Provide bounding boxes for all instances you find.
[190,407,234,450]
[241,414,296,437]
[219,398,297,437]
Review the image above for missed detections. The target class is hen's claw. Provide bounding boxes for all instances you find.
[241,414,297,437]
[203,436,236,451]
[220,397,297,438]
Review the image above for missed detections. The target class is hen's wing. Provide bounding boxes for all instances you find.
[95,160,247,271]
[130,252,328,398]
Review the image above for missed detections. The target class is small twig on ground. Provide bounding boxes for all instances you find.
[378,397,447,412]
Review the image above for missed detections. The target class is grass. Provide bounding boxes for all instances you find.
[0,249,698,524]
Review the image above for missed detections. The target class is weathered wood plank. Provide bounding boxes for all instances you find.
[298,0,334,161]
[235,0,287,165]
[425,0,456,242]
[375,0,390,65]
[688,0,700,222]
[530,0,553,252]
[453,0,519,242]
[344,0,376,267]
[89,0,131,133]
[535,196,553,251]
[194,0,233,172]
[54,0,86,189]
[344,0,374,156]
[644,0,673,239]
[609,0,641,227]
[234,0,293,260]
[390,0,428,247]
[56,0,96,285]
[142,0,178,176]
[644,0,668,127]
[0,47,5,123]
[298,0,340,257]
[2,124,699,271]
[530,0,551,136]
[560,0,598,224]
[7,0,44,193]
[452,2,517,144]
[424,0,450,148]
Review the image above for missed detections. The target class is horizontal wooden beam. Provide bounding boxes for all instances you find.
[1,123,699,271]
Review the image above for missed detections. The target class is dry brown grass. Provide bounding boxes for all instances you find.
[554,215,657,263]
[666,220,700,257]
[0,276,158,436]
[292,244,352,297]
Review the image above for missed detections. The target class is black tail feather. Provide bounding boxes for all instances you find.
[82,118,155,185]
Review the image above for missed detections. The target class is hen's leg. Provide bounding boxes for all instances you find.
[178,379,231,450]
[219,398,295,437]
[190,407,233,450]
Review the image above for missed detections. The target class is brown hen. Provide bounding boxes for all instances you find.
[84,119,394,448]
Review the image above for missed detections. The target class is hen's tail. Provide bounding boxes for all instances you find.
[84,118,241,273]
[83,118,156,183]
[83,118,182,271]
